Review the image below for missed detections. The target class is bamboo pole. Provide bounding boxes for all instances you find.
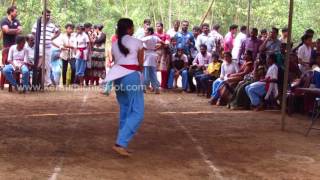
[41,0,47,90]
[200,0,215,26]
[281,0,294,131]
[11,0,16,6]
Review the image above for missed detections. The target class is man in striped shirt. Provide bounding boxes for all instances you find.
[32,9,60,87]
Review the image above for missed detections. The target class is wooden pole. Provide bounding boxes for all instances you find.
[200,0,215,26]
[247,0,252,34]
[41,0,47,90]
[281,0,294,131]
[11,0,16,6]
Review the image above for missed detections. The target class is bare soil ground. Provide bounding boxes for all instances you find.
[0,88,320,180]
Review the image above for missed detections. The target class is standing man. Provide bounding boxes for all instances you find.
[0,6,22,89]
[167,20,180,39]
[232,25,247,61]
[134,19,151,40]
[175,20,195,92]
[32,9,60,87]
[224,24,238,53]
[279,27,288,44]
[259,27,281,58]
[196,23,216,54]
[210,24,224,55]
[238,28,262,63]
[155,22,170,89]
[175,20,195,65]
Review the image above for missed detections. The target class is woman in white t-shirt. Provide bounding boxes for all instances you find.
[106,18,144,157]
[245,54,278,111]
[142,27,162,94]
[297,34,313,73]
[3,36,31,91]
[209,52,239,104]
[75,24,90,86]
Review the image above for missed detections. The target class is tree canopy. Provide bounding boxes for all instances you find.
[0,0,319,42]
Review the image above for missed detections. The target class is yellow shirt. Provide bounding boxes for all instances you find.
[207,62,221,77]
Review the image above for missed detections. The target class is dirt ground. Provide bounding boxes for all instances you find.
[0,88,320,180]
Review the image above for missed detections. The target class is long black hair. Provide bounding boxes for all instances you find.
[116,18,134,57]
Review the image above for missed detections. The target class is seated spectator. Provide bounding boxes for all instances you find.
[297,34,313,74]
[217,51,254,105]
[3,35,31,91]
[167,45,189,91]
[288,53,301,83]
[228,58,267,110]
[195,53,221,96]
[209,52,239,105]
[311,39,320,65]
[189,44,212,93]
[245,54,278,111]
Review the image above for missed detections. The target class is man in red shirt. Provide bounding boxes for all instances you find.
[155,22,170,89]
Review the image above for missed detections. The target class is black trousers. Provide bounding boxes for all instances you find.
[62,58,76,85]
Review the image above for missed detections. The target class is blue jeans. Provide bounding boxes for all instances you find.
[75,59,86,77]
[211,78,224,99]
[51,59,62,85]
[114,72,144,148]
[245,82,266,106]
[3,64,29,88]
[167,68,188,90]
[143,66,160,89]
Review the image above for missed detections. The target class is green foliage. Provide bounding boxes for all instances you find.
[0,0,319,42]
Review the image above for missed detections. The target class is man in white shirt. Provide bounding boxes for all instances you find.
[167,20,180,39]
[191,44,212,93]
[2,35,31,91]
[196,23,216,54]
[298,34,313,73]
[134,19,151,40]
[32,9,60,87]
[232,25,247,60]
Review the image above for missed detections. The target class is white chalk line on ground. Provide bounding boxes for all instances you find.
[0,110,251,119]
[48,93,88,180]
[158,99,224,180]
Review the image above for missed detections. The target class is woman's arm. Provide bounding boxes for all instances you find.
[138,48,144,68]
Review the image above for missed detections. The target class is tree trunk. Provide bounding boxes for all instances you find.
[168,0,172,30]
